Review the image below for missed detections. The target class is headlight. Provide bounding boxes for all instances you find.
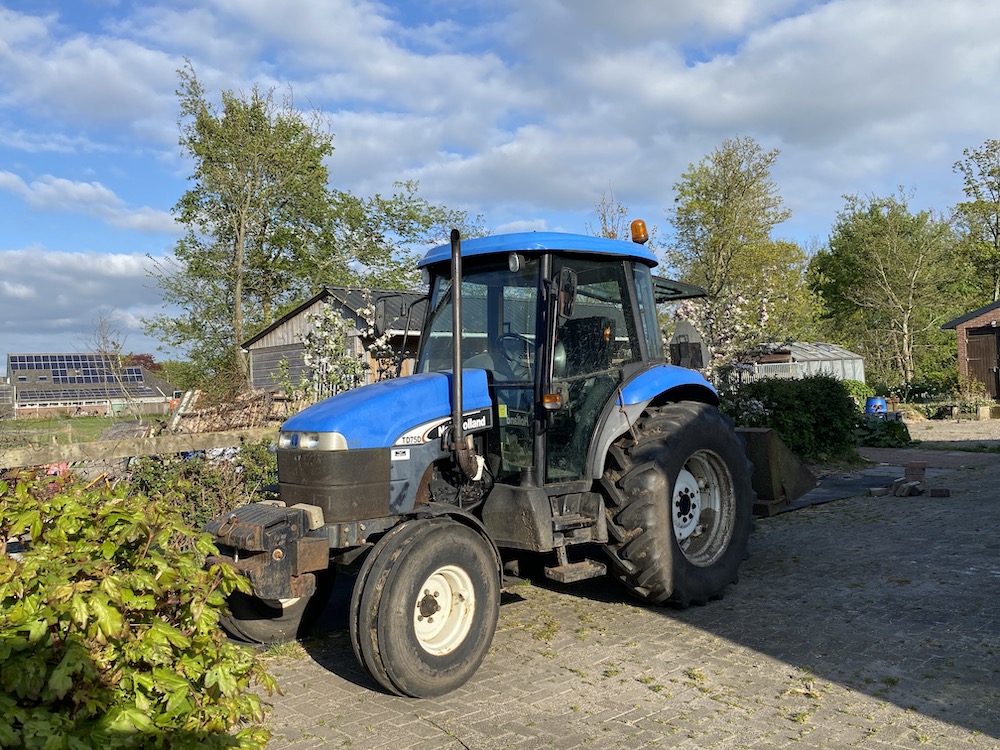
[278,431,348,450]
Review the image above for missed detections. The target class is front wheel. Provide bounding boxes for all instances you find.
[601,402,755,607]
[221,570,334,644]
[350,518,500,697]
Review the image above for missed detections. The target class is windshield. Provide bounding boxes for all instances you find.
[418,257,541,480]
[418,257,540,381]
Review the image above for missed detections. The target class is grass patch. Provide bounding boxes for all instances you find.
[262,640,308,661]
[0,415,159,448]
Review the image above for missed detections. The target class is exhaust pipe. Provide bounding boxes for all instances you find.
[449,229,482,480]
[450,229,464,450]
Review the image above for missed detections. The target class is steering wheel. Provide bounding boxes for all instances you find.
[496,333,535,373]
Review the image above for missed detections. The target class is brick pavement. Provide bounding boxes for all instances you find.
[260,454,1000,749]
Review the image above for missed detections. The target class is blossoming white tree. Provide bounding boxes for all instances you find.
[282,295,400,404]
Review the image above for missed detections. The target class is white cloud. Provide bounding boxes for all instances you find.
[0,280,36,299]
[0,247,173,365]
[0,171,178,235]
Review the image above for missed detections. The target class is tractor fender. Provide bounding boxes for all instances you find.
[586,364,719,479]
[404,501,503,576]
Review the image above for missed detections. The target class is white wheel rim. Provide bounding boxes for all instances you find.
[672,467,702,542]
[672,449,736,568]
[413,564,476,656]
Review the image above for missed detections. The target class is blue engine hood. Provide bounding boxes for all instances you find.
[281,370,492,449]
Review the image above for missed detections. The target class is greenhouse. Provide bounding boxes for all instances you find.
[742,342,866,383]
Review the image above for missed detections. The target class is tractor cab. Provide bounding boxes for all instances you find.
[416,224,667,491]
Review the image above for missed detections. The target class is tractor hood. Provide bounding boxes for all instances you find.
[280,370,493,450]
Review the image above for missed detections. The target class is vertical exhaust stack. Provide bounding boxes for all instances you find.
[449,230,482,480]
[450,229,464,451]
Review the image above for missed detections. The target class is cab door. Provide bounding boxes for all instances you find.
[545,258,642,483]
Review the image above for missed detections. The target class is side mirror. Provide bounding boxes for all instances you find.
[556,267,577,319]
[373,298,388,337]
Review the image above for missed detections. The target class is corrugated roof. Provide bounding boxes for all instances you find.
[784,342,863,362]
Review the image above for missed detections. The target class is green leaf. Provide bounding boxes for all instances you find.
[151,619,192,649]
[164,687,192,718]
[204,666,237,697]
[89,595,124,640]
[26,619,49,644]
[69,594,89,629]
[100,706,154,734]
[153,669,188,695]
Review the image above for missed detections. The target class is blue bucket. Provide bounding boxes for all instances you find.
[865,397,887,417]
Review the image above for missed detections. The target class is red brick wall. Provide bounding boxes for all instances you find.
[956,310,1000,378]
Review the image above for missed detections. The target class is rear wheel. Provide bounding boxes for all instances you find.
[350,518,500,697]
[221,569,334,644]
[600,402,754,607]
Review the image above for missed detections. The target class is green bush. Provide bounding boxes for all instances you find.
[124,439,277,531]
[855,416,912,447]
[841,379,875,410]
[0,472,275,750]
[721,374,858,460]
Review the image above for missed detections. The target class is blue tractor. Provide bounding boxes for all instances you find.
[206,221,755,697]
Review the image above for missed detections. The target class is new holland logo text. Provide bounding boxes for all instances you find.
[393,409,492,446]
[462,415,488,431]
[504,410,531,428]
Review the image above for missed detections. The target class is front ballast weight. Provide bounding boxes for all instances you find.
[205,502,330,601]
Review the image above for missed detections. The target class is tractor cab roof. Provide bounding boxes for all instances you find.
[418,231,659,269]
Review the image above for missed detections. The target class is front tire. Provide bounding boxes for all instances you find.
[221,570,334,644]
[600,402,754,607]
[350,518,500,697]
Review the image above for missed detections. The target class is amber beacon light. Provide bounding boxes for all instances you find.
[630,219,649,245]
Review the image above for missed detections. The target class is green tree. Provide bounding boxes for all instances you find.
[159,359,202,392]
[665,136,814,373]
[667,136,790,297]
[298,181,485,295]
[146,62,336,394]
[809,190,967,387]
[953,138,1000,303]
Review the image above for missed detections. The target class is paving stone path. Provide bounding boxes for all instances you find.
[260,448,1000,749]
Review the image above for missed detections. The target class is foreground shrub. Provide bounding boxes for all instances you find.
[721,374,858,460]
[0,472,275,749]
[123,439,277,530]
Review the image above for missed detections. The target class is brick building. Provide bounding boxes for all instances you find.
[942,300,1000,399]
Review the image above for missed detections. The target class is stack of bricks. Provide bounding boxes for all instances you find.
[869,461,951,498]
[893,461,926,497]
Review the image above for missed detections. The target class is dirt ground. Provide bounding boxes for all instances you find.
[903,412,1000,447]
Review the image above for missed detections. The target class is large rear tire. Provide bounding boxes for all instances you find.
[600,402,754,607]
[221,570,334,644]
[349,518,500,697]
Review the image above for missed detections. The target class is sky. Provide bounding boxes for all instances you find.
[2,0,999,377]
